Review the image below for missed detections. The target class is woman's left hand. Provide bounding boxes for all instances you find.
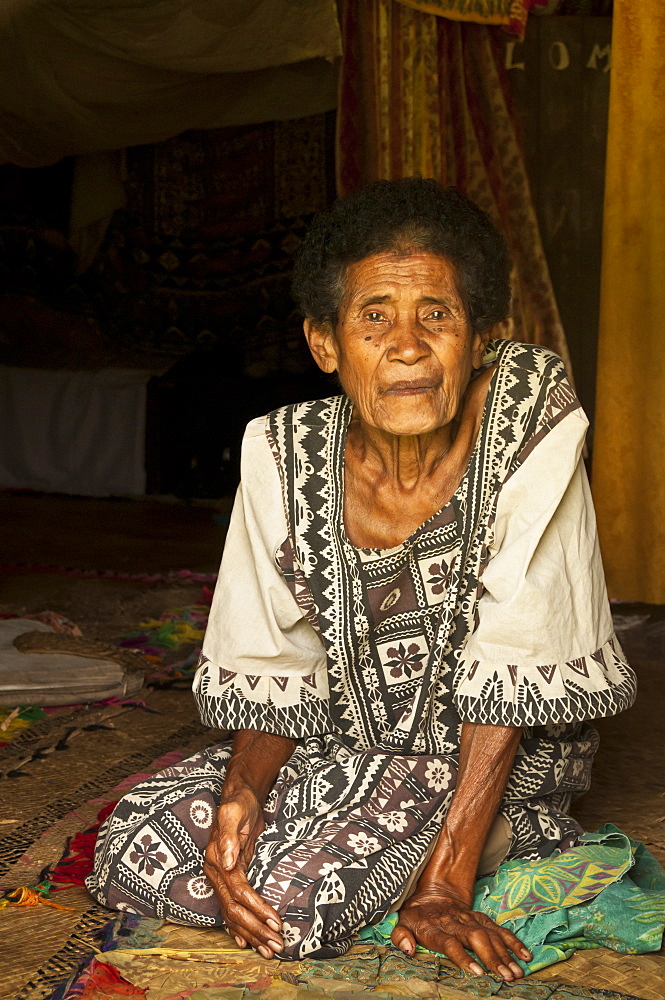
[391,884,531,981]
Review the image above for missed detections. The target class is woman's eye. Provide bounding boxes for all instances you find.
[427,309,448,321]
[364,311,385,323]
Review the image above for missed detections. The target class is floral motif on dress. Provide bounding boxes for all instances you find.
[385,642,426,679]
[129,834,168,876]
[427,561,450,595]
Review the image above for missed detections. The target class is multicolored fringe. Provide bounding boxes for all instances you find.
[45,913,158,1000]
[119,594,212,685]
[0,705,48,748]
[50,957,147,1000]
[0,564,218,585]
[0,880,74,912]
[46,803,119,891]
[119,604,207,658]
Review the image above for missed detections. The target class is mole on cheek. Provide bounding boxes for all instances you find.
[364,336,372,342]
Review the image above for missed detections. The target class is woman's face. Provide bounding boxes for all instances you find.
[306,252,489,437]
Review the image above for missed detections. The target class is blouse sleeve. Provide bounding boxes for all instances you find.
[454,408,636,728]
[192,416,332,739]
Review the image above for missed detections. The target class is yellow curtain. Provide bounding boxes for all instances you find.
[337,0,572,369]
[592,2,665,603]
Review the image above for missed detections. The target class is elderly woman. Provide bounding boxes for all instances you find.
[88,179,636,981]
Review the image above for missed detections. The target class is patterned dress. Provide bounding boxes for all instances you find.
[87,340,636,960]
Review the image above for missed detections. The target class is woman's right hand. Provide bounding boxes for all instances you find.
[203,784,285,959]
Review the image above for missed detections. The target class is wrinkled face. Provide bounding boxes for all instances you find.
[306,252,489,436]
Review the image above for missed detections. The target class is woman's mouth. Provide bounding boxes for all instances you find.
[383,378,440,396]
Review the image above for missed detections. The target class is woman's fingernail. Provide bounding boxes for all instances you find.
[469,962,484,976]
[223,852,233,868]
[258,945,272,959]
[498,965,513,981]
[266,918,280,932]
[509,962,522,977]
[234,935,246,948]
[521,948,532,961]
[268,938,283,952]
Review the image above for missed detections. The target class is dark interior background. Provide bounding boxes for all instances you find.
[0,9,612,499]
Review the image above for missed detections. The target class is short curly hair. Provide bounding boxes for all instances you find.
[292,178,511,333]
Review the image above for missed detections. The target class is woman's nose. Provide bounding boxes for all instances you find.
[387,320,430,364]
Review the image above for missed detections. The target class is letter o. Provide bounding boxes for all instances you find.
[549,41,570,71]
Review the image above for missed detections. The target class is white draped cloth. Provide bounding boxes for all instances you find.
[0,0,342,167]
[0,366,149,496]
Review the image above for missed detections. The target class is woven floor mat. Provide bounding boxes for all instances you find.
[20,919,662,1000]
[3,891,113,1000]
[13,629,151,669]
[534,948,665,1000]
[2,626,665,998]
[0,687,218,999]
[0,686,208,830]
[0,699,155,781]
[570,649,665,867]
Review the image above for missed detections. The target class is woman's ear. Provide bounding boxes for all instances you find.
[304,318,339,374]
[471,326,493,369]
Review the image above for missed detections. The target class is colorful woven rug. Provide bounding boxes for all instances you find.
[42,815,665,982]
[3,733,665,1000]
[0,687,216,999]
[6,795,665,1000]
[16,802,664,999]
[2,601,664,1000]
[39,914,660,1000]
[119,600,210,688]
[0,564,218,585]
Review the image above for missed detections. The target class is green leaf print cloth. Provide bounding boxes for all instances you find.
[359,825,665,974]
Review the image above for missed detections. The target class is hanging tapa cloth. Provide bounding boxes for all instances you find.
[336,0,572,372]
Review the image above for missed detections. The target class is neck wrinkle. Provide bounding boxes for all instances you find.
[347,417,456,492]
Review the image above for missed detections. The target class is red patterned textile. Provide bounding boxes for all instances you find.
[395,0,547,39]
[336,0,571,371]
